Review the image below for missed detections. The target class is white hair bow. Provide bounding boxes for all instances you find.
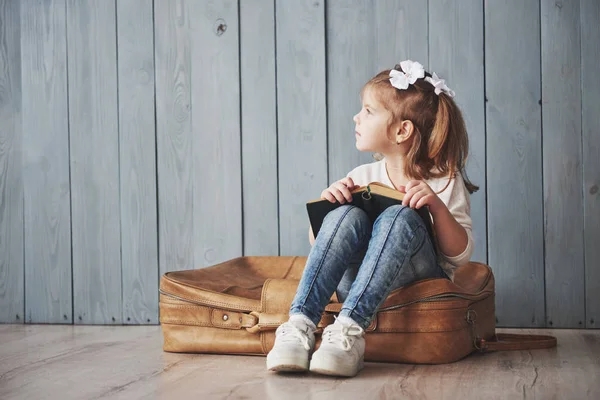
[389,60,425,90]
[425,72,456,97]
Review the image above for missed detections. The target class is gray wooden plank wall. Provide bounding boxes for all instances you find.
[22,0,71,324]
[485,0,545,328]
[277,0,327,255]
[0,0,598,329]
[0,0,23,324]
[154,0,193,276]
[240,0,278,256]
[67,0,122,324]
[117,0,158,325]
[582,0,600,329]
[541,0,585,328]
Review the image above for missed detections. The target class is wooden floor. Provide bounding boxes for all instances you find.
[0,325,598,399]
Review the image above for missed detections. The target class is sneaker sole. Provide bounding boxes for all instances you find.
[309,357,364,377]
[267,356,309,372]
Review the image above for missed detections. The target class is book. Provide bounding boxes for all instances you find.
[306,182,437,254]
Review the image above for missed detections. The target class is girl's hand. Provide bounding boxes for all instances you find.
[321,177,357,204]
[399,180,444,213]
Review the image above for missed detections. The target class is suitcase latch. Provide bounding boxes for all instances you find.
[466,309,486,351]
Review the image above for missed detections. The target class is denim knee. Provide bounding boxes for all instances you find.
[322,205,372,245]
[376,205,426,233]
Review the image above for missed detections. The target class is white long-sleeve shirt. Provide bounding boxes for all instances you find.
[345,158,474,281]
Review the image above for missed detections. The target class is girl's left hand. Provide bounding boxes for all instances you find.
[398,180,444,213]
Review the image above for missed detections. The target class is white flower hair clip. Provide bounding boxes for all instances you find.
[389,60,425,90]
[389,60,456,98]
[425,72,456,98]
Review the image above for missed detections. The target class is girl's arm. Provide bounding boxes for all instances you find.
[399,179,471,261]
[430,204,468,258]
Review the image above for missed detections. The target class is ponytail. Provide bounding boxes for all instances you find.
[428,94,450,161]
[429,94,478,194]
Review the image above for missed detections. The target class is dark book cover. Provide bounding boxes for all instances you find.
[306,183,437,254]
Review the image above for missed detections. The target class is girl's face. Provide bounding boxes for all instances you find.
[353,88,394,152]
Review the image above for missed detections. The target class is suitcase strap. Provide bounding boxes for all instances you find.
[475,333,557,352]
[466,309,557,352]
[246,311,336,334]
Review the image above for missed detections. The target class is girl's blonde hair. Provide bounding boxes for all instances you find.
[363,65,479,194]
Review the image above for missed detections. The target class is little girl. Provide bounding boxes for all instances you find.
[267,60,478,377]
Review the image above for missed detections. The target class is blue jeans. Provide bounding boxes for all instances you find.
[290,204,449,330]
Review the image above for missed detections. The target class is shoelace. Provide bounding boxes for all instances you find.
[277,322,311,351]
[322,322,364,351]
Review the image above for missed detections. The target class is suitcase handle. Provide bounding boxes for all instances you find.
[475,333,557,352]
[466,309,557,352]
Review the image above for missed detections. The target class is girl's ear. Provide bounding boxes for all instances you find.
[395,120,415,144]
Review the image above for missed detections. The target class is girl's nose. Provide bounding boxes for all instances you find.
[353,113,359,123]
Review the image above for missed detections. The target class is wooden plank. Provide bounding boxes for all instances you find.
[581,0,600,329]
[327,0,376,186]
[0,325,88,366]
[189,0,242,267]
[67,0,122,324]
[276,0,327,256]
[21,0,72,324]
[541,0,584,328]
[240,0,278,256]
[327,0,428,200]
[430,0,486,266]
[0,325,598,399]
[0,0,24,323]
[373,0,428,72]
[484,1,545,327]
[154,0,194,274]
[116,0,158,325]
[0,325,161,398]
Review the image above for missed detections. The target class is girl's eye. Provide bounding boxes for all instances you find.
[365,108,371,114]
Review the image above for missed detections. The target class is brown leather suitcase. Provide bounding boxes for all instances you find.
[159,256,556,364]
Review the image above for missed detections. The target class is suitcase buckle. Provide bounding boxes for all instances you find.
[466,309,486,351]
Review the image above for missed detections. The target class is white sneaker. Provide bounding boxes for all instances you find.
[309,316,365,377]
[266,317,316,372]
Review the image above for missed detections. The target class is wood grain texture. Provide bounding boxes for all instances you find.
[21,0,72,324]
[541,0,585,328]
[430,0,486,266]
[240,0,279,256]
[190,0,242,267]
[0,325,598,399]
[276,0,327,256]
[117,0,158,325]
[581,0,600,329]
[67,0,122,324]
[0,0,23,324]
[485,0,545,327]
[0,325,162,399]
[373,0,428,72]
[154,0,194,274]
[326,0,375,184]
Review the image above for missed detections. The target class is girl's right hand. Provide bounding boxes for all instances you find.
[320,177,357,204]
